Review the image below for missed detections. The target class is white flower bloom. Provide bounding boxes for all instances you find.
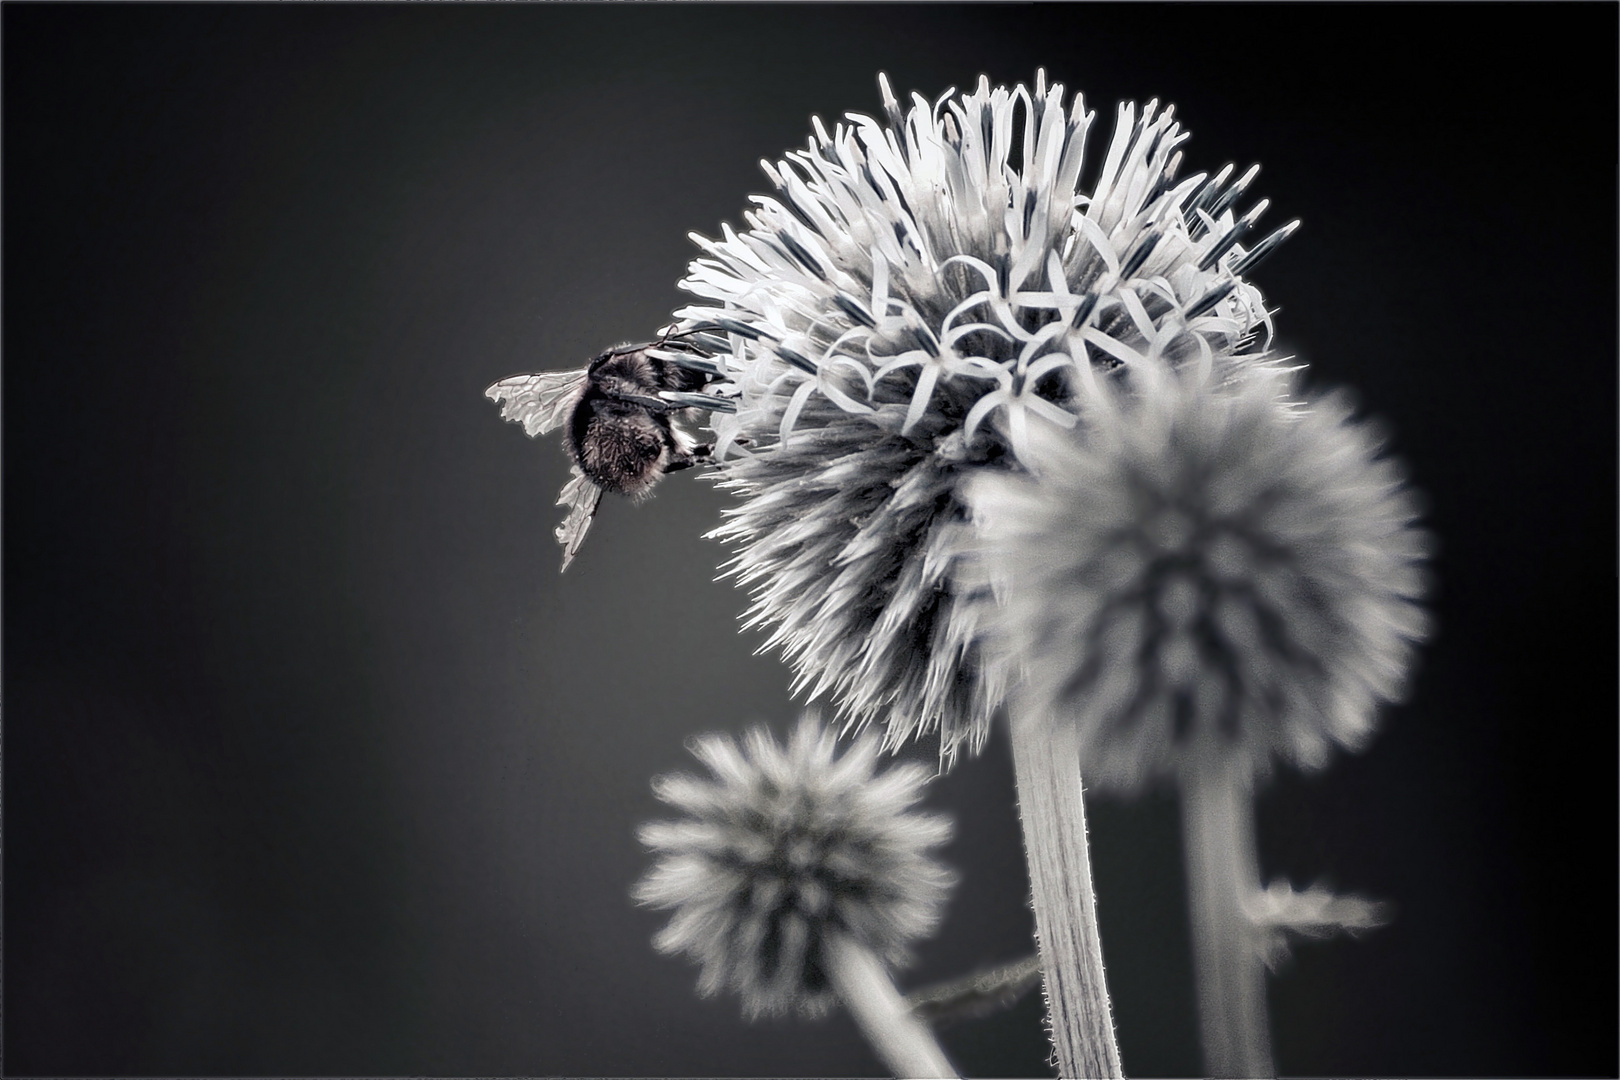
[964,361,1431,790]
[633,717,955,1020]
[676,72,1298,763]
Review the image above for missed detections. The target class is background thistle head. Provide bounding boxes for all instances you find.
[965,362,1432,790]
[679,71,1299,764]
[633,716,956,1019]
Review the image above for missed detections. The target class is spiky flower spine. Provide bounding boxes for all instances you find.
[676,71,1297,765]
[633,717,955,1021]
[965,360,1431,790]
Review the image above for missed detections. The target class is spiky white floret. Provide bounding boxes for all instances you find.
[633,717,955,1019]
[678,72,1297,764]
[964,361,1431,790]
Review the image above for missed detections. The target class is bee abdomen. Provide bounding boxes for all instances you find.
[576,407,668,499]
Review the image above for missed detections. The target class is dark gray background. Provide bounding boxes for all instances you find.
[5,4,1615,1076]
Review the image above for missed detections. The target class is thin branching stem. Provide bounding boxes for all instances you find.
[906,953,1043,1026]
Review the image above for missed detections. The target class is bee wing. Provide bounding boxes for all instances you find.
[485,369,589,438]
[554,466,605,572]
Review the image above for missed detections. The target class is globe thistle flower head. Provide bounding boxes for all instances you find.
[633,716,956,1019]
[677,72,1299,765]
[965,363,1431,790]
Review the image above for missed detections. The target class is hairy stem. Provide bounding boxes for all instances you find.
[1181,759,1274,1077]
[906,952,1044,1025]
[825,932,959,1079]
[1009,709,1123,1079]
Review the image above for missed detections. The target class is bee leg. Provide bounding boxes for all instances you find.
[663,439,747,474]
[666,440,726,473]
[664,447,702,474]
[614,391,679,413]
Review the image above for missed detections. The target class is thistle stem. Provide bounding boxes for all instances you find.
[1181,759,1274,1078]
[1009,708,1123,1079]
[825,932,959,1079]
[906,952,1044,1025]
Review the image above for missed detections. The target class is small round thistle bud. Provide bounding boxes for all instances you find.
[965,363,1431,790]
[679,71,1298,764]
[633,717,956,1019]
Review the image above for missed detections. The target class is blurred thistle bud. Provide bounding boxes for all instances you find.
[633,716,956,1021]
[677,71,1298,765]
[964,361,1432,790]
